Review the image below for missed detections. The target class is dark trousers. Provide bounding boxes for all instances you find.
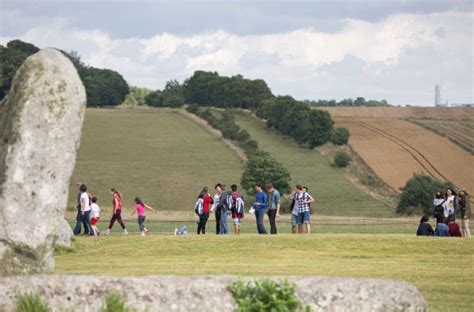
[267,209,277,234]
[108,209,126,230]
[73,209,90,235]
[138,216,146,232]
[255,209,267,234]
[83,210,92,235]
[215,209,221,234]
[198,213,209,234]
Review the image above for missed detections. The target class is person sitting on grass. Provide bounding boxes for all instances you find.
[416,215,434,236]
[434,216,450,237]
[447,216,462,237]
[131,197,155,236]
[90,197,101,236]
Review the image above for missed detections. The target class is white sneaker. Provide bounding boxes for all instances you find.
[122,229,128,235]
[141,231,146,236]
[104,229,110,235]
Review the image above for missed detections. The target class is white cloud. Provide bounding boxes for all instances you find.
[1,10,472,105]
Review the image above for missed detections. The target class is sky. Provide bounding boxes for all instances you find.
[1,0,473,106]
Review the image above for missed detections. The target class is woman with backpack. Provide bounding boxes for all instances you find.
[196,187,213,235]
[433,191,446,219]
[231,184,244,235]
[104,188,128,235]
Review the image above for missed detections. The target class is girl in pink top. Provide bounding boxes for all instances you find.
[130,197,155,236]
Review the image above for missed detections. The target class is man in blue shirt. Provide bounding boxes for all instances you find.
[254,183,267,234]
[266,183,281,235]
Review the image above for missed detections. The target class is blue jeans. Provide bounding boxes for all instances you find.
[83,210,92,235]
[219,210,230,235]
[73,208,90,235]
[255,209,267,234]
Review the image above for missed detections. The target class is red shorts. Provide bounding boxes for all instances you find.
[91,217,100,225]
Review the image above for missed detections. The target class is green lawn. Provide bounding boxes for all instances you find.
[56,234,474,312]
[68,108,243,210]
[233,112,394,217]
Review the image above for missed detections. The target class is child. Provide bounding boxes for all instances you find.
[90,197,101,236]
[131,197,155,236]
[447,216,462,237]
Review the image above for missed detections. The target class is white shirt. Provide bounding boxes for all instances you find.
[90,203,100,218]
[211,193,220,211]
[445,195,455,217]
[80,192,91,212]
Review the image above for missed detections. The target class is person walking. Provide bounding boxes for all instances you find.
[197,187,213,235]
[254,183,267,234]
[104,188,128,235]
[211,184,222,235]
[457,188,471,238]
[231,184,244,235]
[79,184,92,235]
[90,197,101,236]
[416,215,434,236]
[294,185,315,234]
[131,197,154,236]
[218,185,232,235]
[266,183,280,235]
[73,181,87,235]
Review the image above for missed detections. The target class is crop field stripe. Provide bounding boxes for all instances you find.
[349,120,446,181]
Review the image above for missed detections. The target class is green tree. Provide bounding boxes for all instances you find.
[397,174,454,215]
[241,153,291,195]
[331,127,350,145]
[80,67,129,107]
[333,151,352,167]
[121,86,151,106]
[304,109,334,148]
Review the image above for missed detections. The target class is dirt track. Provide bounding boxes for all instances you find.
[334,117,474,194]
[321,107,474,120]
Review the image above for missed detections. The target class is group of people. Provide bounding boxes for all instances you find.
[417,187,471,238]
[72,181,155,237]
[194,183,315,235]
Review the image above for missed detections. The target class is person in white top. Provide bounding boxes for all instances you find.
[79,184,92,235]
[210,184,222,235]
[445,188,456,220]
[90,197,101,236]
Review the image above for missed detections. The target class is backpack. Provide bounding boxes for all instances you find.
[235,197,245,214]
[223,192,234,211]
[433,200,445,218]
[194,198,204,216]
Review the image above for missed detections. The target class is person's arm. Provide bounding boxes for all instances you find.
[145,203,155,211]
[113,197,118,213]
[275,192,281,217]
[130,208,136,217]
[284,191,295,200]
[305,194,315,204]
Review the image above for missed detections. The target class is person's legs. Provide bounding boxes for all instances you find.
[268,209,277,234]
[115,210,127,231]
[73,209,82,235]
[304,211,311,234]
[83,210,92,235]
[291,214,298,234]
[215,209,221,234]
[138,216,145,232]
[197,217,203,234]
[255,210,267,234]
[462,218,471,238]
[108,212,117,230]
[202,214,208,234]
[219,210,229,235]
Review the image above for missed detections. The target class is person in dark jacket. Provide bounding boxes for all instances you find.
[434,216,450,237]
[416,215,434,236]
[457,188,471,238]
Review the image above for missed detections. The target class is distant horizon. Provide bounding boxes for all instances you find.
[1,0,473,106]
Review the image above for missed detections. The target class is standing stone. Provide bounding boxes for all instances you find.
[56,218,74,248]
[0,49,86,275]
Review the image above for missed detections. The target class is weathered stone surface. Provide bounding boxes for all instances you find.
[56,219,73,247]
[0,275,428,312]
[0,49,86,275]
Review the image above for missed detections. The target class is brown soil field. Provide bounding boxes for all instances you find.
[321,107,474,120]
[409,119,474,154]
[334,117,474,195]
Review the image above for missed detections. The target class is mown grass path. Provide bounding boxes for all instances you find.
[233,112,393,217]
[56,234,474,312]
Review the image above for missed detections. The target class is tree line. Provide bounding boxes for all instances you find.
[0,40,129,107]
[304,98,390,107]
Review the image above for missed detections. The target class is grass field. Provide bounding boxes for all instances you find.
[68,108,243,211]
[56,234,474,312]
[232,112,394,217]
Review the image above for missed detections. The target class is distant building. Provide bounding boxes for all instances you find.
[435,85,441,106]
[451,103,474,107]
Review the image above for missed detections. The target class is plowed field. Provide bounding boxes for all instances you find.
[334,117,474,193]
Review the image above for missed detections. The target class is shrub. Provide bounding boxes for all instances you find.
[185,104,200,114]
[333,151,352,167]
[101,293,130,312]
[16,293,50,312]
[331,127,350,145]
[228,279,306,312]
[397,173,454,215]
[241,153,291,195]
